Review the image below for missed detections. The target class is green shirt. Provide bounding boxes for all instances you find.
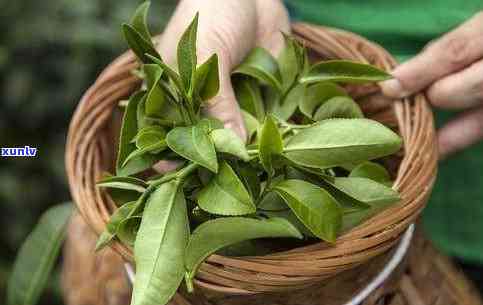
[285,0,483,263]
[286,0,482,61]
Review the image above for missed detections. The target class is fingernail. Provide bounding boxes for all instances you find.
[380,79,410,98]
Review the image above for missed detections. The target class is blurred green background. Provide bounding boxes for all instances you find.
[1,1,482,304]
[0,1,176,304]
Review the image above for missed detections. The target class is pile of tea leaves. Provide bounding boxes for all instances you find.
[88,2,405,305]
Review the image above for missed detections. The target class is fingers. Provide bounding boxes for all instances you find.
[427,59,483,109]
[206,0,289,141]
[255,0,291,56]
[155,0,290,141]
[204,90,247,141]
[438,106,483,159]
[381,12,483,98]
[157,0,259,140]
[378,12,483,158]
[157,0,257,66]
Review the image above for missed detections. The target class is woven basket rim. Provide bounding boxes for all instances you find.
[65,22,438,294]
[123,224,416,304]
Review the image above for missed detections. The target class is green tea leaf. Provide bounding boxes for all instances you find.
[278,33,302,90]
[349,161,391,184]
[338,162,361,172]
[281,166,368,210]
[313,96,364,120]
[301,60,392,84]
[299,82,348,119]
[268,83,304,121]
[322,176,400,206]
[300,43,310,74]
[234,162,261,201]
[131,181,189,305]
[215,240,270,257]
[184,217,302,290]
[342,200,395,232]
[117,216,141,248]
[108,188,142,207]
[260,208,314,237]
[210,129,249,161]
[241,110,260,142]
[136,97,151,130]
[284,166,321,185]
[97,176,147,193]
[95,201,137,251]
[117,91,158,176]
[197,117,224,133]
[298,42,309,72]
[284,119,402,169]
[192,54,220,101]
[258,191,287,211]
[122,23,160,63]
[143,106,184,127]
[166,124,218,173]
[273,179,342,242]
[122,140,167,167]
[233,47,283,92]
[146,54,186,96]
[233,76,265,121]
[197,161,256,216]
[133,125,167,150]
[137,93,178,130]
[288,172,369,210]
[7,203,72,305]
[130,1,151,41]
[259,115,283,175]
[177,13,199,89]
[143,64,167,116]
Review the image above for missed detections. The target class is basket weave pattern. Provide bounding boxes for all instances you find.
[62,216,482,305]
[66,23,438,295]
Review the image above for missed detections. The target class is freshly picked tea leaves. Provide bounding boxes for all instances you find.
[10,3,403,305]
[105,4,401,304]
[184,217,302,291]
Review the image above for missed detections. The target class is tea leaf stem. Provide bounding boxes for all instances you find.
[129,162,199,218]
[247,149,259,156]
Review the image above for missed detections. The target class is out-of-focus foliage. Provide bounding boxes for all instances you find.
[0,1,176,304]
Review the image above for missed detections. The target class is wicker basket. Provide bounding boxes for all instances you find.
[65,22,438,300]
[62,215,483,305]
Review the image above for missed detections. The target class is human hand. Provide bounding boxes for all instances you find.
[157,0,290,140]
[153,0,289,173]
[381,12,483,159]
